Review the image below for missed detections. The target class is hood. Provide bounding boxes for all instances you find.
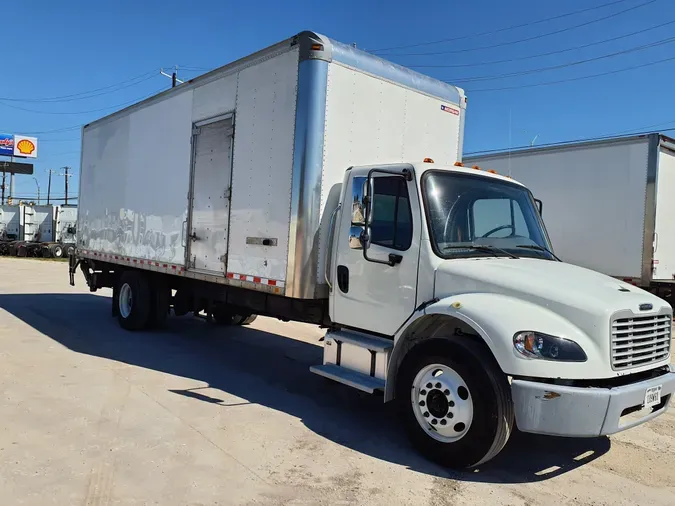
[435,258,670,326]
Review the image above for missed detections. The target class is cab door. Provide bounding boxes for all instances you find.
[330,166,421,336]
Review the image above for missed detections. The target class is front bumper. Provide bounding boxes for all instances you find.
[511,366,675,437]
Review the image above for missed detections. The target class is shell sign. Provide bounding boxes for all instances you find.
[13,135,38,158]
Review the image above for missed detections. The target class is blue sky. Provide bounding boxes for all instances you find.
[3,0,674,199]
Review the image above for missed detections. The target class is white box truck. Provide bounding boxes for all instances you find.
[465,134,675,302]
[69,32,675,469]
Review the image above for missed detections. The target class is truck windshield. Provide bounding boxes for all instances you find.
[422,171,554,260]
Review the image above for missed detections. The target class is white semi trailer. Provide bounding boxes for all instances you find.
[69,32,674,469]
[465,134,675,303]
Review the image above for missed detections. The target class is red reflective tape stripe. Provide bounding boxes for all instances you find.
[239,274,246,280]
[226,273,235,279]
[253,276,261,283]
[163,264,168,268]
[171,265,177,270]
[268,280,277,286]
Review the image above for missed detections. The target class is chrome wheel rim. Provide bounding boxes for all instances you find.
[119,283,133,319]
[411,363,473,443]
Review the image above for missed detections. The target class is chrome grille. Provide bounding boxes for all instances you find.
[611,314,672,370]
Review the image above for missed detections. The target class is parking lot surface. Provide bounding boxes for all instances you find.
[0,258,673,505]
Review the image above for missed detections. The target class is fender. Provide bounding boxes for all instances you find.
[384,293,601,402]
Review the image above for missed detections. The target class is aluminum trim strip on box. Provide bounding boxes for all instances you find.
[285,58,329,299]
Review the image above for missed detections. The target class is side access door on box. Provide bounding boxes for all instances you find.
[186,115,234,275]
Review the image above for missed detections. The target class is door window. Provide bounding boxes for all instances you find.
[370,177,413,250]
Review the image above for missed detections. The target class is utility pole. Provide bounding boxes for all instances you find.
[160,66,183,88]
[46,168,55,204]
[1,171,5,205]
[59,166,73,205]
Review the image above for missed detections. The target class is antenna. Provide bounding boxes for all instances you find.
[531,134,539,146]
[160,66,184,88]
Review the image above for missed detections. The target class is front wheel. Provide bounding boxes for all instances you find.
[397,340,514,469]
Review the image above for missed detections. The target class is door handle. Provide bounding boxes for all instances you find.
[189,231,199,241]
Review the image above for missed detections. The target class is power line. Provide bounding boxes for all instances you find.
[449,35,675,83]
[375,0,656,56]
[466,53,675,92]
[0,87,167,115]
[406,19,675,69]
[369,0,634,53]
[0,70,157,103]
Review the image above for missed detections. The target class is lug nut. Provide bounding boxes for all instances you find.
[443,389,450,396]
[423,411,429,418]
[420,389,427,395]
[419,400,425,407]
[431,419,438,425]
[449,401,455,407]
[440,419,447,426]
[447,412,454,419]
[426,382,432,389]
[435,382,441,388]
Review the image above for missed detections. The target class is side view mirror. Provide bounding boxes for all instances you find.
[534,198,543,216]
[350,177,368,226]
[350,177,371,250]
[349,225,371,250]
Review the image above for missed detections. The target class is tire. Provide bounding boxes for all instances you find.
[51,244,64,258]
[212,305,234,325]
[116,271,152,331]
[232,314,257,326]
[147,279,170,329]
[66,245,75,257]
[397,339,514,469]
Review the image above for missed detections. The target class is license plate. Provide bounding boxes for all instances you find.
[644,385,662,408]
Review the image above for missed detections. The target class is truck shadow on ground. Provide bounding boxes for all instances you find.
[0,292,611,484]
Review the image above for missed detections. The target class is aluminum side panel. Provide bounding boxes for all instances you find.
[318,63,462,283]
[466,138,650,279]
[653,147,675,281]
[227,48,299,283]
[79,90,194,264]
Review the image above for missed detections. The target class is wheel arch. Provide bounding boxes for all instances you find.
[385,312,502,402]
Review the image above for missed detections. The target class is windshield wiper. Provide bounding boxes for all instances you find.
[516,244,561,262]
[443,244,519,259]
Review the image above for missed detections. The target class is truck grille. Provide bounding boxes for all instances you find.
[611,314,672,370]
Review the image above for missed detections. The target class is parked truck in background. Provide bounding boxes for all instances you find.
[0,203,77,257]
[465,134,675,304]
[69,32,675,469]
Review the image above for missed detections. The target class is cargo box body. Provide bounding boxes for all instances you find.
[77,31,466,299]
[465,134,675,287]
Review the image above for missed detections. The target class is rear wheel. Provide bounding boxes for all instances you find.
[66,245,75,257]
[148,279,170,329]
[232,313,257,326]
[117,271,151,331]
[51,244,64,258]
[397,340,513,469]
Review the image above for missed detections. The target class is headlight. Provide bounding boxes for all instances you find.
[513,331,587,362]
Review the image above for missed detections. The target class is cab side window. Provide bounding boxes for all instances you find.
[370,177,413,250]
